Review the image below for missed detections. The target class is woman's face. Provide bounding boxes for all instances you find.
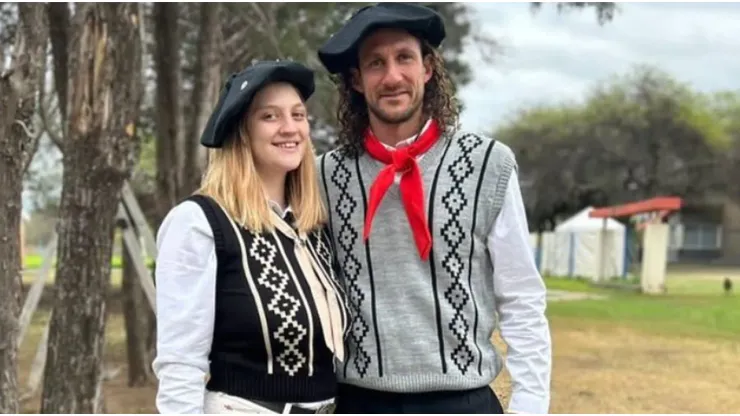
[246,82,310,177]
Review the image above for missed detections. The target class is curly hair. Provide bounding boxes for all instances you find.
[333,39,460,158]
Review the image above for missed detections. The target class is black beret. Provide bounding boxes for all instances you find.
[318,2,446,74]
[200,60,315,148]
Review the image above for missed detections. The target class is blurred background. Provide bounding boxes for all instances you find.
[2,2,739,414]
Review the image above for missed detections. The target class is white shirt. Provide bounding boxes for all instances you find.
[154,131,552,414]
[490,169,552,414]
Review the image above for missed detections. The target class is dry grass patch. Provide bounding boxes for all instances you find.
[492,318,740,413]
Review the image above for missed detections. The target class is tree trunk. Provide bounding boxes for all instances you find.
[182,3,223,195]
[121,232,155,386]
[153,2,184,225]
[0,4,48,413]
[40,4,144,413]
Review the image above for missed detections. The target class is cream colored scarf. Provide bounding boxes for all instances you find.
[270,210,345,363]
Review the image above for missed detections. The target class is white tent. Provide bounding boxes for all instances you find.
[537,207,627,281]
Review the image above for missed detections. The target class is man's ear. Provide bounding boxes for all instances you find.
[423,55,433,84]
[350,68,364,94]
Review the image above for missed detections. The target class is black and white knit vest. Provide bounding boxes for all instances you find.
[187,195,350,403]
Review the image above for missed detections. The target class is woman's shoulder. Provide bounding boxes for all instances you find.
[164,199,209,224]
[157,198,214,243]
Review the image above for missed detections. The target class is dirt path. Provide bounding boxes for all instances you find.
[492,319,740,413]
[547,289,607,302]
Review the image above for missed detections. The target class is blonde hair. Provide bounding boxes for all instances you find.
[196,115,327,234]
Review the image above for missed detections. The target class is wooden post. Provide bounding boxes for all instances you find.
[120,182,157,259]
[20,217,25,266]
[17,231,58,348]
[116,203,156,311]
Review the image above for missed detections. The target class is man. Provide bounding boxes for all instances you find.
[315,3,552,414]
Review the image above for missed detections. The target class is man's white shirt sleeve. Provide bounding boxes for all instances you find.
[152,201,218,414]
[489,170,553,414]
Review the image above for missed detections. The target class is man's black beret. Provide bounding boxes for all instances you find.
[317,2,446,74]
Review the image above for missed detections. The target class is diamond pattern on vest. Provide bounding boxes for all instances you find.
[330,152,371,377]
[249,234,308,376]
[441,133,483,374]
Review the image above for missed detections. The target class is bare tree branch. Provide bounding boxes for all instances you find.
[182,2,223,194]
[247,2,285,57]
[46,2,69,133]
[152,2,184,223]
[13,119,41,140]
[20,42,48,173]
[39,90,63,150]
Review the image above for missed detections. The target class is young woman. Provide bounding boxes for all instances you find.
[152,60,349,414]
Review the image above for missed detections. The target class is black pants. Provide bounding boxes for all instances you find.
[334,383,504,414]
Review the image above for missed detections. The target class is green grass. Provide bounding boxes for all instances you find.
[543,276,610,293]
[664,278,729,295]
[544,267,735,296]
[24,267,125,289]
[22,250,142,289]
[544,274,740,340]
[23,254,154,271]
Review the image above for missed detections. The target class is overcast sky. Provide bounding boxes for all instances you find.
[458,2,740,134]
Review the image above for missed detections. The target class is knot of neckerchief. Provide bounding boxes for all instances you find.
[362,119,442,260]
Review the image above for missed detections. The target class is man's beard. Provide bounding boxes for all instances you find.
[367,94,423,125]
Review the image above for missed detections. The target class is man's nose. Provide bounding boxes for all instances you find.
[382,62,404,86]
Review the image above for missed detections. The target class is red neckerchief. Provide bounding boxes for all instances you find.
[362,119,442,260]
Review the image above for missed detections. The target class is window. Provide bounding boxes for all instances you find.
[682,223,721,250]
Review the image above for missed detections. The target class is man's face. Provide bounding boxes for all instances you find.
[351,28,433,125]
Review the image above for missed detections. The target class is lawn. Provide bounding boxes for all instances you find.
[22,254,153,275]
[23,264,127,289]
[17,264,740,413]
[549,291,739,339]
[544,265,740,340]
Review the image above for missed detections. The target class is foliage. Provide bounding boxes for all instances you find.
[530,2,619,25]
[0,3,17,55]
[496,64,737,231]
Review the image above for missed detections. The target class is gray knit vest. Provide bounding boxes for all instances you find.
[317,130,517,393]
